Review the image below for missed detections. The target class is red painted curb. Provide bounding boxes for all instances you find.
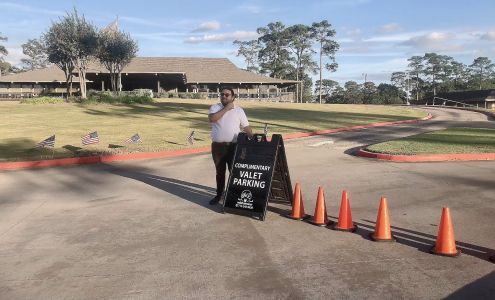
[0,114,432,171]
[356,149,495,162]
[0,146,211,171]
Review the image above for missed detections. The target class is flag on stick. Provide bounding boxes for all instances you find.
[187,130,195,145]
[35,135,55,148]
[125,133,142,144]
[81,131,99,145]
[263,123,268,136]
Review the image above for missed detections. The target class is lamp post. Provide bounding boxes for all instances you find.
[406,72,410,106]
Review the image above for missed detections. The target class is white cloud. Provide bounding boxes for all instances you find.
[119,16,162,27]
[192,21,221,33]
[184,31,258,43]
[0,2,63,16]
[3,46,27,66]
[377,23,402,33]
[364,31,430,42]
[340,26,362,37]
[400,32,463,52]
[480,31,495,40]
[237,4,261,14]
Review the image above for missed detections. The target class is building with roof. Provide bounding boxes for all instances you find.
[0,57,298,101]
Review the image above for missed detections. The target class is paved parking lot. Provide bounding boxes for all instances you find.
[0,107,494,299]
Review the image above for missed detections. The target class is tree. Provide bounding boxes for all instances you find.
[377,83,404,104]
[362,81,378,104]
[43,9,98,99]
[469,57,494,90]
[21,38,50,70]
[314,79,339,97]
[343,81,362,104]
[0,61,12,76]
[233,40,260,73]
[43,19,75,99]
[257,22,292,79]
[390,71,407,93]
[0,33,8,76]
[407,56,423,101]
[422,53,451,96]
[311,20,339,104]
[285,24,317,102]
[97,27,138,92]
[449,61,468,90]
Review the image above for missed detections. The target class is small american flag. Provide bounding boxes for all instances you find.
[81,131,99,145]
[125,133,142,144]
[263,123,268,136]
[35,135,55,148]
[187,130,195,145]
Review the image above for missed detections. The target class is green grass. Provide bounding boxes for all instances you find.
[0,99,426,161]
[366,128,495,155]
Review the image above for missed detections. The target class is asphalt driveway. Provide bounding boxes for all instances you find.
[0,107,494,299]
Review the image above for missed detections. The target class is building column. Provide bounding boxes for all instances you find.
[101,80,104,91]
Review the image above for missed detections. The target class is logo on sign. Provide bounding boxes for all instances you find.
[235,190,254,209]
[239,190,253,203]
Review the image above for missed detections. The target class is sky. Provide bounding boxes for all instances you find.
[1,0,494,85]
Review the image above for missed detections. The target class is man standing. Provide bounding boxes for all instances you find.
[208,87,253,205]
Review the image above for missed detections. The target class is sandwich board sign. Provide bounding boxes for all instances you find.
[223,133,293,221]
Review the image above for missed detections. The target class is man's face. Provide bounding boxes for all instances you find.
[220,89,234,106]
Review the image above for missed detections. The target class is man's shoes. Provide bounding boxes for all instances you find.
[209,196,221,205]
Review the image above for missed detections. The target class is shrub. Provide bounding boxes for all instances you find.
[20,96,65,104]
[83,91,153,104]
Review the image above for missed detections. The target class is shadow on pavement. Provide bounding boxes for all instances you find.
[445,271,495,299]
[105,164,220,212]
[354,219,495,262]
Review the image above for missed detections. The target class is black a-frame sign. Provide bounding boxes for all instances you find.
[223,133,293,221]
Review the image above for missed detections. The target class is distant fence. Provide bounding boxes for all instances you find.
[156,91,296,102]
[428,96,487,109]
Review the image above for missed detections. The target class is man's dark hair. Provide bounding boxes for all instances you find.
[221,87,236,98]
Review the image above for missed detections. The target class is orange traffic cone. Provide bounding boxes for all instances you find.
[430,207,460,257]
[286,183,309,220]
[370,197,395,242]
[332,190,357,232]
[307,186,332,226]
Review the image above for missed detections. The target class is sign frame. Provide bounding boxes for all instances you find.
[222,133,293,221]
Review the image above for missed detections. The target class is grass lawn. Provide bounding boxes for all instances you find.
[0,99,426,161]
[366,127,495,155]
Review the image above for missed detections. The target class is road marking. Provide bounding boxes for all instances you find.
[309,140,334,147]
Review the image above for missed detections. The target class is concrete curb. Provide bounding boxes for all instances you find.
[356,149,495,162]
[0,114,433,171]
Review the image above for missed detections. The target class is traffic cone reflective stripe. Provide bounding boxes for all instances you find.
[332,190,357,232]
[430,207,460,257]
[307,187,331,226]
[370,197,395,242]
[286,183,309,220]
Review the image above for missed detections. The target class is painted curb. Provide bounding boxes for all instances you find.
[0,114,432,171]
[356,149,495,162]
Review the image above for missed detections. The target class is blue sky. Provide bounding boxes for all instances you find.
[1,0,494,84]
